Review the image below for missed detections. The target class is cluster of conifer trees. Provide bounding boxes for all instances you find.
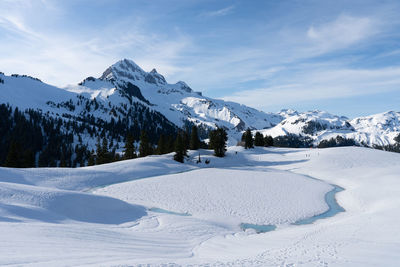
[0,102,178,168]
[239,128,366,149]
[79,125,228,166]
[0,100,231,168]
[240,128,274,149]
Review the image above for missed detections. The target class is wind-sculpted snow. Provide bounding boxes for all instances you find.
[0,147,400,265]
[0,182,146,224]
[95,168,332,225]
[0,154,196,191]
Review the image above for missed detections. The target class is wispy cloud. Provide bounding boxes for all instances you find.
[201,5,234,17]
[222,66,400,111]
[0,1,400,117]
[307,14,378,53]
[0,1,193,86]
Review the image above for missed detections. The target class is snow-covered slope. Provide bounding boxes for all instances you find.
[350,111,400,146]
[1,146,400,266]
[0,73,76,112]
[258,110,400,147]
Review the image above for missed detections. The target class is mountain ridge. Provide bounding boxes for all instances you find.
[1,59,400,151]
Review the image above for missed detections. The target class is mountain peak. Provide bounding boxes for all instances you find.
[100,59,147,82]
[99,59,170,86]
[176,81,193,93]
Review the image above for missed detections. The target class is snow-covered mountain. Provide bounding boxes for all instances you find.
[258,110,400,147]
[1,60,283,144]
[74,59,283,138]
[1,60,400,151]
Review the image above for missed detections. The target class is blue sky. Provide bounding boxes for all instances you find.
[1,0,400,118]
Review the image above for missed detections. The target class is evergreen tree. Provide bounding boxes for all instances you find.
[182,129,190,150]
[22,149,35,168]
[254,132,264,146]
[88,150,95,166]
[110,147,116,162]
[209,128,227,157]
[394,133,400,144]
[139,131,152,157]
[264,135,274,147]
[244,128,254,149]
[96,137,111,164]
[95,136,102,164]
[173,132,186,163]
[123,133,136,159]
[59,151,67,167]
[4,141,22,167]
[167,135,175,153]
[190,125,200,150]
[241,132,246,142]
[156,134,168,155]
[114,153,121,162]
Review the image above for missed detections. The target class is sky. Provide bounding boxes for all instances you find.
[0,0,400,118]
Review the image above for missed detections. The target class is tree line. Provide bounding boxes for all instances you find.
[240,128,274,149]
[86,125,228,165]
[239,128,400,150]
[0,102,229,168]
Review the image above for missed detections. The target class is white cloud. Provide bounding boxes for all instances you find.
[0,0,398,119]
[0,3,192,86]
[307,14,378,52]
[201,5,234,17]
[222,66,400,110]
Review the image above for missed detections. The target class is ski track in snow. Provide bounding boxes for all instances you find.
[0,146,400,266]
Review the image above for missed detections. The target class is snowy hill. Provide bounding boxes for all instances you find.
[0,72,76,112]
[1,146,400,265]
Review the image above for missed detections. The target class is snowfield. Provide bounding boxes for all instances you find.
[95,168,332,225]
[0,146,400,266]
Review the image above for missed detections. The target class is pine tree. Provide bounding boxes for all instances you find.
[4,141,21,167]
[123,133,136,159]
[96,137,111,164]
[95,136,101,164]
[182,129,190,150]
[209,128,227,157]
[167,135,175,153]
[264,135,274,147]
[59,152,67,167]
[394,133,400,143]
[156,134,168,155]
[22,149,35,168]
[190,125,200,150]
[88,150,95,166]
[254,132,264,146]
[139,131,152,157]
[244,128,254,149]
[173,132,186,163]
[241,132,246,142]
[114,153,121,162]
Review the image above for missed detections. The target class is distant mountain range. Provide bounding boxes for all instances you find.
[1,58,399,155]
